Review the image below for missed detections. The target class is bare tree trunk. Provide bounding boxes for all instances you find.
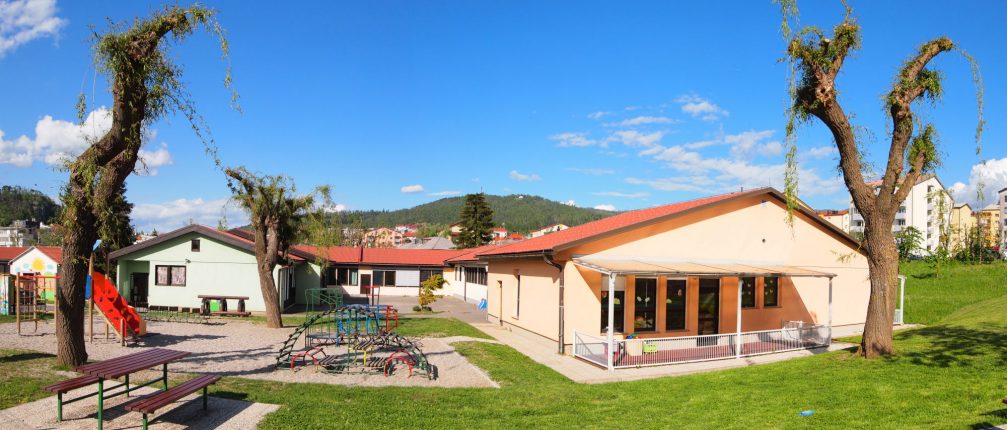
[860,223,899,357]
[256,261,282,328]
[56,221,95,365]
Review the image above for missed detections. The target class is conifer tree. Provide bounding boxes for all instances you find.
[456,193,494,248]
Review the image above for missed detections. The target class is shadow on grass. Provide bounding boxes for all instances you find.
[969,407,1007,429]
[898,324,1007,367]
[911,272,937,279]
[210,390,249,401]
[0,351,53,363]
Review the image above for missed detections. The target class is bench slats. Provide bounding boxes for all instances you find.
[124,374,220,414]
[44,375,100,393]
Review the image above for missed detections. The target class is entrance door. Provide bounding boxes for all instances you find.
[697,278,720,335]
[360,274,372,294]
[131,273,149,309]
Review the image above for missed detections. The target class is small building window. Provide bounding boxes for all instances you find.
[601,290,625,333]
[419,269,443,283]
[764,277,779,307]
[373,270,396,287]
[327,267,359,286]
[191,239,200,252]
[464,267,488,285]
[155,265,186,286]
[666,279,687,330]
[741,277,756,308]
[514,273,521,318]
[633,278,657,332]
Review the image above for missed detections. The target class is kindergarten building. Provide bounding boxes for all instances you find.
[469,187,871,367]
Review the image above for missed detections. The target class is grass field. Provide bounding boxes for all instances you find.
[3,261,1006,428]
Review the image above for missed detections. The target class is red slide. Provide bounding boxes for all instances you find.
[92,271,143,336]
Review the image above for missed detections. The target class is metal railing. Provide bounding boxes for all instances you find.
[574,324,830,369]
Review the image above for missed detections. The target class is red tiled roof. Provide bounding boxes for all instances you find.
[479,189,756,257]
[0,246,29,261]
[492,227,507,232]
[35,246,62,263]
[446,243,507,264]
[294,245,466,266]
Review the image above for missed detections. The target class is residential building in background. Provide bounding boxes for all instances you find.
[849,175,952,254]
[0,220,42,247]
[977,204,1001,249]
[1000,188,1007,254]
[528,223,570,238]
[816,210,850,232]
[950,203,976,250]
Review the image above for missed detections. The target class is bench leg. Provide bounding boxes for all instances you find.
[125,374,129,397]
[163,364,168,390]
[56,392,62,421]
[203,386,208,410]
[97,379,104,430]
[142,413,148,430]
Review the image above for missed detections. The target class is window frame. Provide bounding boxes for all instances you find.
[740,277,756,308]
[665,278,687,331]
[373,270,397,287]
[154,265,186,287]
[191,239,200,252]
[633,277,658,332]
[763,276,780,308]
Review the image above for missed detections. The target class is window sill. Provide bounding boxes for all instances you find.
[763,305,782,309]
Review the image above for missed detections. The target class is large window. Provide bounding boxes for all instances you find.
[373,270,396,287]
[666,279,687,330]
[601,290,625,333]
[155,265,186,286]
[634,278,657,332]
[325,267,359,286]
[764,277,780,307]
[741,277,756,308]
[419,269,443,283]
[464,267,488,285]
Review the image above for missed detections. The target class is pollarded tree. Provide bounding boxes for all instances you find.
[456,193,494,249]
[777,1,983,357]
[226,167,328,328]
[56,5,236,365]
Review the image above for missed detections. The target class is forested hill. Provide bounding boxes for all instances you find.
[0,186,61,226]
[342,194,615,233]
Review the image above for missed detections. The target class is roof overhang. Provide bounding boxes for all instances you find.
[572,256,835,278]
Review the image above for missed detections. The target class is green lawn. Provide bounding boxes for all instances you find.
[900,260,1007,324]
[4,262,1007,428]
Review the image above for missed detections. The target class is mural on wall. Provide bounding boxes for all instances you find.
[15,256,57,276]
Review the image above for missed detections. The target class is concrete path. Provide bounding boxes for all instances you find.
[0,386,278,429]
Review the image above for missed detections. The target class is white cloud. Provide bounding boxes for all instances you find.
[683,139,720,149]
[428,190,461,197]
[805,145,837,160]
[510,170,541,182]
[551,132,599,147]
[606,130,665,148]
[592,191,649,199]
[562,199,576,206]
[676,94,729,121]
[566,167,615,176]
[132,197,248,233]
[0,108,111,167]
[606,116,679,127]
[586,111,610,120]
[594,204,616,211]
[136,143,174,176]
[0,0,66,58]
[321,203,347,213]
[400,184,425,193]
[949,157,1007,207]
[725,130,781,159]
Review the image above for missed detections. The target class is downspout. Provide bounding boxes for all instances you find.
[543,254,565,354]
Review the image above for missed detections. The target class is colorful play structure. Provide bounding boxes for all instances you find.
[276,288,434,379]
[1,273,59,334]
[90,271,145,340]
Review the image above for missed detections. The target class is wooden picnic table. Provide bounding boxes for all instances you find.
[197,294,251,316]
[73,348,191,430]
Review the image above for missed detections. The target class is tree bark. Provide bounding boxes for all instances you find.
[859,223,899,357]
[55,208,96,365]
[255,218,283,328]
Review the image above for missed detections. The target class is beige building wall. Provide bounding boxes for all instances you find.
[950,204,976,249]
[486,194,870,350]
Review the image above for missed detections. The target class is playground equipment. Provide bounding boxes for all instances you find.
[90,271,145,340]
[13,274,59,334]
[275,303,433,379]
[0,274,13,315]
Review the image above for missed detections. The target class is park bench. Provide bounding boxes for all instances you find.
[197,295,251,317]
[124,374,220,430]
[44,374,101,421]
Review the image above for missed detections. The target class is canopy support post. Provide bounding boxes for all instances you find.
[736,278,742,359]
[827,277,833,345]
[607,272,615,373]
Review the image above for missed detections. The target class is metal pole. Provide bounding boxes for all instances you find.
[88,254,94,342]
[736,278,742,359]
[606,272,615,373]
[898,275,906,325]
[828,277,834,345]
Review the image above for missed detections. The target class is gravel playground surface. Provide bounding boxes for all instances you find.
[0,318,498,388]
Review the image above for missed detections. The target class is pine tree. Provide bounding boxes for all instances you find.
[457,193,494,248]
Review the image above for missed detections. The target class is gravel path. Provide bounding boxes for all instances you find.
[0,319,498,388]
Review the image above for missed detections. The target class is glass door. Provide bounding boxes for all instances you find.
[697,278,720,336]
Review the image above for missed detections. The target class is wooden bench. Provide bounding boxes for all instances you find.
[197,295,251,317]
[124,374,220,430]
[44,374,100,421]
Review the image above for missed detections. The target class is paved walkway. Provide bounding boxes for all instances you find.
[0,385,278,429]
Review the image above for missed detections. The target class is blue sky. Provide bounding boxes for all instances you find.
[1,0,1005,232]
